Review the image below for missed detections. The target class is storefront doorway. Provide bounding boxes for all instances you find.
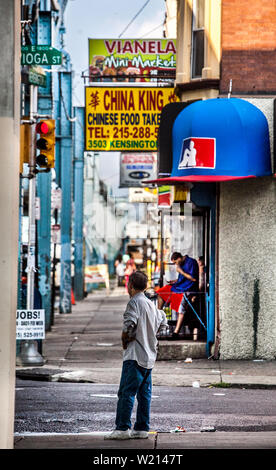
[158,183,216,356]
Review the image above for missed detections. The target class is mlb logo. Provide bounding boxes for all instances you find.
[178,137,216,170]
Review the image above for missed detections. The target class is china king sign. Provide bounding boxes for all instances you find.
[85,86,179,152]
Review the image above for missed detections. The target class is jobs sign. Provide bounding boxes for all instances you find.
[16,310,45,340]
[85,86,179,151]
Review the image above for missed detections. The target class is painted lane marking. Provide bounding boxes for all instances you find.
[89,394,160,398]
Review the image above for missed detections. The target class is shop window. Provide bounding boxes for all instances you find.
[161,206,205,269]
[191,0,205,78]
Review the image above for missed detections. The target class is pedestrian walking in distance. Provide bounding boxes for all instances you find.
[105,271,167,440]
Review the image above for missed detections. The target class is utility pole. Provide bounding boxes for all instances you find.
[73,106,85,300]
[59,71,73,313]
[17,85,44,366]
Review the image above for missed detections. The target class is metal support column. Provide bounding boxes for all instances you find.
[59,71,73,313]
[16,176,24,356]
[36,10,53,331]
[37,171,52,330]
[73,106,85,300]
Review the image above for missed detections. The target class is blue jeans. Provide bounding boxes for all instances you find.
[115,360,152,431]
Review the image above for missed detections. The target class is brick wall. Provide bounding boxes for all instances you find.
[220,1,276,94]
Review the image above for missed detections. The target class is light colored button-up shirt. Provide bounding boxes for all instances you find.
[123,292,168,369]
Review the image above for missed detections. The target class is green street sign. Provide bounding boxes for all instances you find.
[28,67,47,87]
[21,45,62,66]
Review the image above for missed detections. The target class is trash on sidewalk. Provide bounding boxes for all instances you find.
[192,381,200,388]
[200,426,216,432]
[184,358,193,363]
[170,426,186,433]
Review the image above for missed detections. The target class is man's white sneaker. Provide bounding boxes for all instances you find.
[130,430,149,439]
[104,429,131,440]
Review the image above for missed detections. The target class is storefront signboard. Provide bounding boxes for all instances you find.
[85,86,179,151]
[128,187,157,203]
[88,38,176,82]
[120,152,157,187]
[158,185,174,208]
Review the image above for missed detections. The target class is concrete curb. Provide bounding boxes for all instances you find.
[15,366,276,390]
[14,431,276,449]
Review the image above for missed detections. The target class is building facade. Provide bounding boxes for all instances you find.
[162,0,276,359]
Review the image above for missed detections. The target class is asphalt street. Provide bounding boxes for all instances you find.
[15,379,276,434]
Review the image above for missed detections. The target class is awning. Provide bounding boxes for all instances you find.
[145,98,271,184]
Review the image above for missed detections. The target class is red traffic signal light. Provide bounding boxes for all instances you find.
[36,121,50,134]
[35,119,55,168]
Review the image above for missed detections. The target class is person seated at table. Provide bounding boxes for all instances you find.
[156,252,199,339]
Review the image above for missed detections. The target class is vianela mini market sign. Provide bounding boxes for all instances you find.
[88,38,176,81]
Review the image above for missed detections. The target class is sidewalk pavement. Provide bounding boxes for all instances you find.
[14,431,276,449]
[15,285,276,449]
[16,285,276,388]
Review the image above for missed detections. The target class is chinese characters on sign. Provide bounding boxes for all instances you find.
[85,87,179,151]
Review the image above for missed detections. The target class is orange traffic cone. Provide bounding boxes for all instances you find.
[71,288,76,305]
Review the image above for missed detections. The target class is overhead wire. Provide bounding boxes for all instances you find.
[141,22,164,38]
[118,0,151,38]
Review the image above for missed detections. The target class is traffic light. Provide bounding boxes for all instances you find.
[20,122,31,173]
[35,119,55,168]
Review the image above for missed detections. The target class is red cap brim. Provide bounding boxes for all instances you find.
[143,175,256,184]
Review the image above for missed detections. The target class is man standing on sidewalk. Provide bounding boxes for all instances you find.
[105,271,167,440]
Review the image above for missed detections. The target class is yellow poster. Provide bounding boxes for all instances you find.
[85,86,179,152]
